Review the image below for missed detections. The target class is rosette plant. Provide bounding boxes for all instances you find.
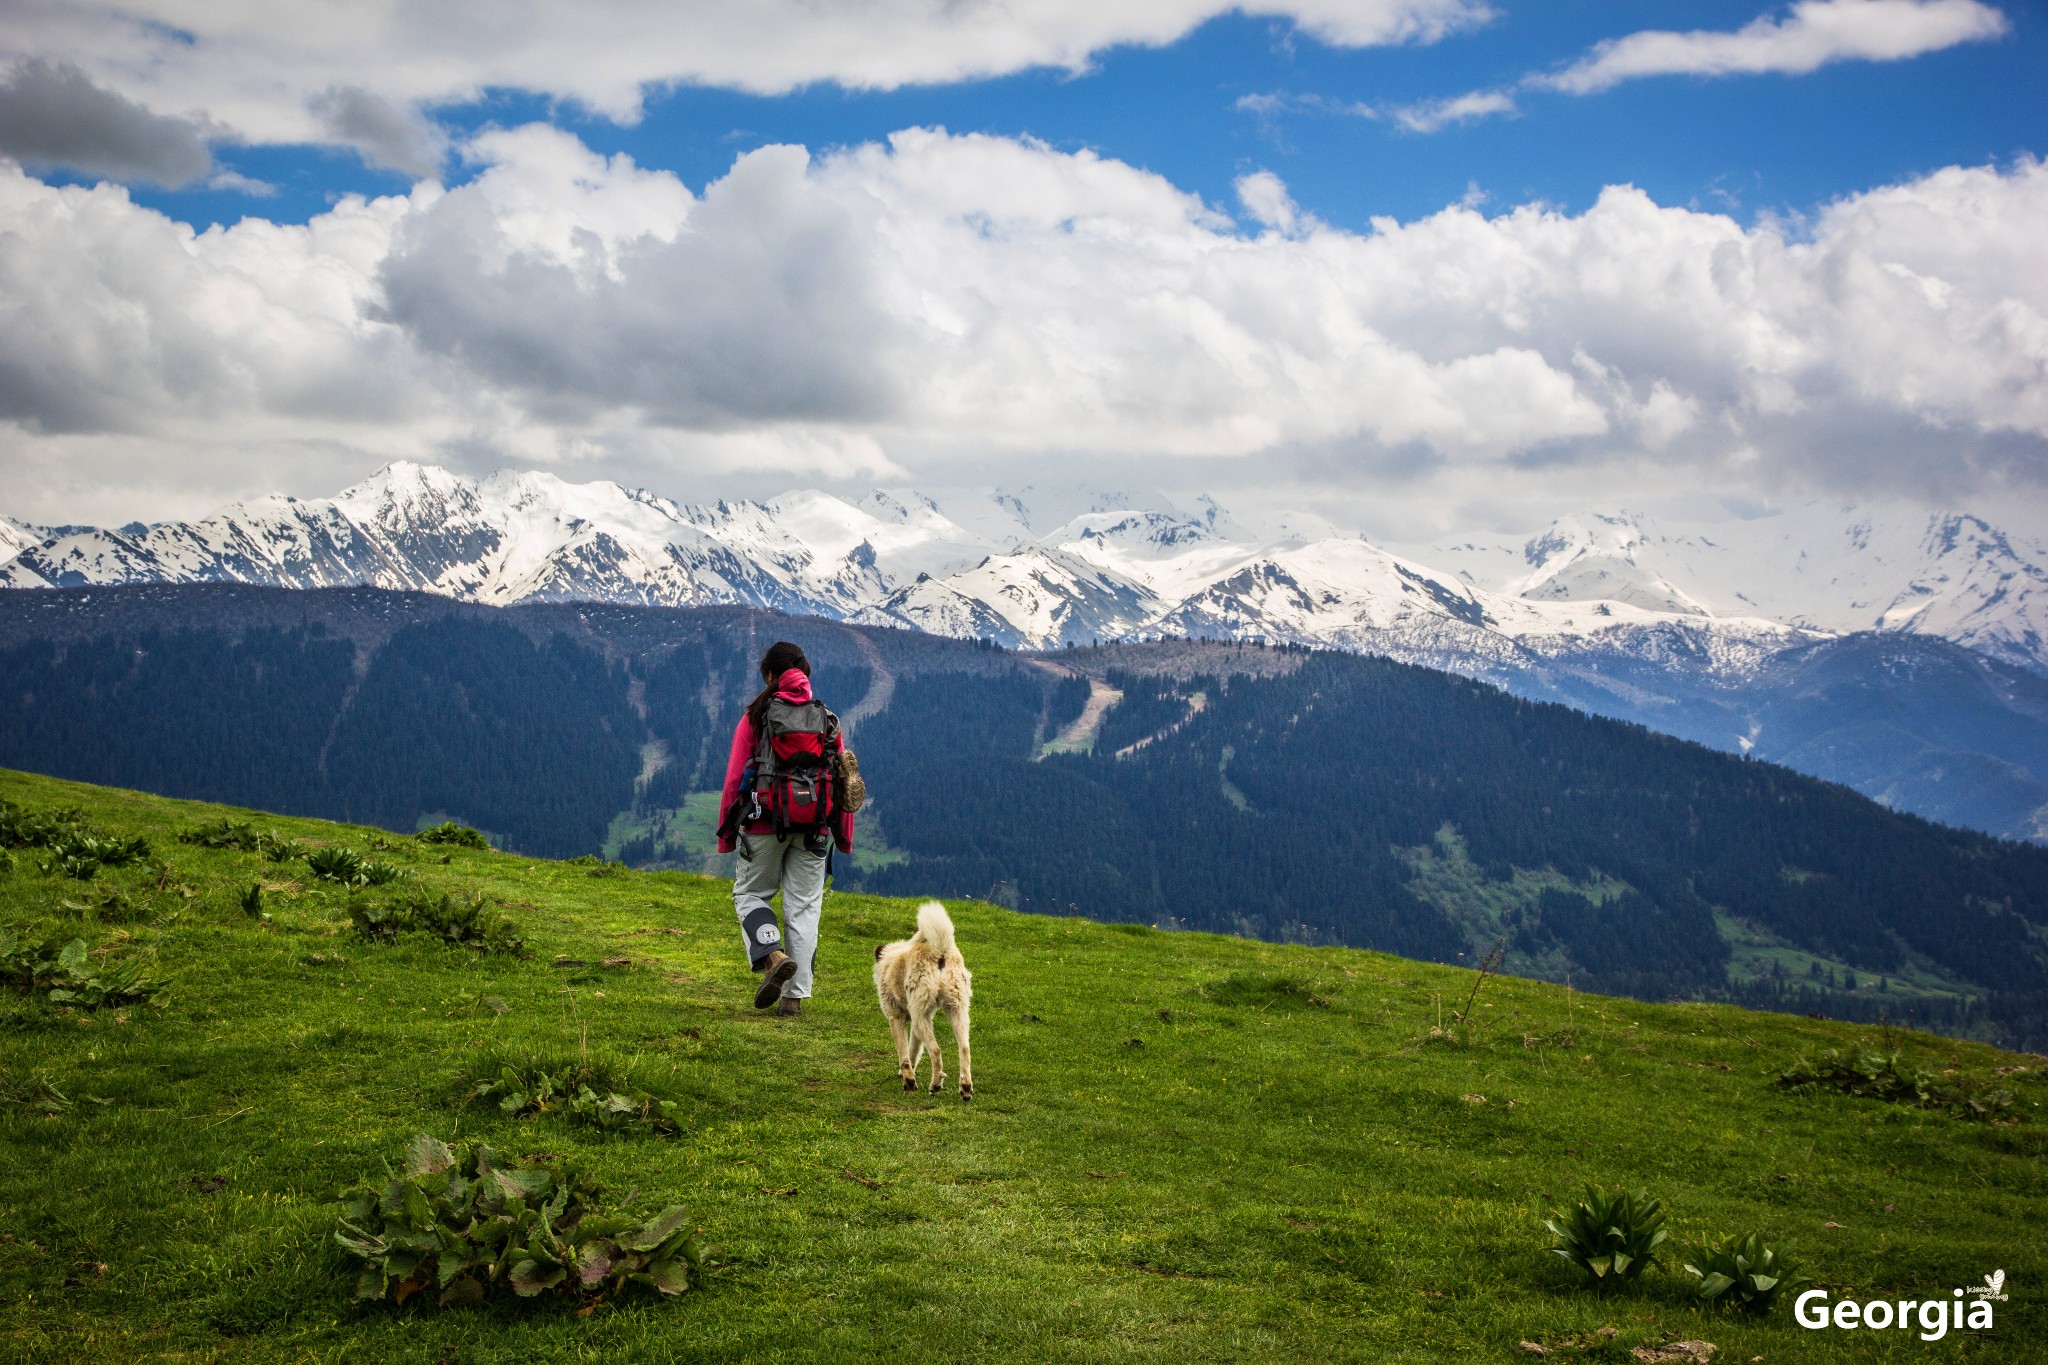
[1544,1185,1668,1289]
[1684,1232,1809,1313]
[335,1135,705,1308]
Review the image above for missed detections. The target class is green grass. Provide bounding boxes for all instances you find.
[1713,911,1973,1001]
[1,766,2042,1362]
[1397,823,1632,970]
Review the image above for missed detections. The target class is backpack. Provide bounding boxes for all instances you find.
[748,696,840,834]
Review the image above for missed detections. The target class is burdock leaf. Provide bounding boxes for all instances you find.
[575,1241,614,1286]
[404,1134,454,1178]
[437,1245,475,1287]
[576,1214,634,1241]
[333,1223,385,1259]
[623,1206,691,1252]
[501,1167,554,1198]
[508,1258,565,1297]
[639,1257,692,1295]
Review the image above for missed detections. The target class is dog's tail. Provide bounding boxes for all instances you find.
[915,900,957,961]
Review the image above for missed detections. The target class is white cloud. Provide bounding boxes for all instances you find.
[206,168,275,196]
[1,131,2045,523]
[1354,1,2011,138]
[1537,0,2008,95]
[1235,85,1520,137]
[1235,91,1377,119]
[1390,88,1517,133]
[1235,169,1311,233]
[2,2,1489,175]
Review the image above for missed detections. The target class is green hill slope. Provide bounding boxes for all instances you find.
[1,768,2040,1362]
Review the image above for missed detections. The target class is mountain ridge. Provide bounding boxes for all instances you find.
[11,465,2048,842]
[9,463,2043,673]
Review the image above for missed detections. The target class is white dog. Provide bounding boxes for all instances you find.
[873,901,974,1099]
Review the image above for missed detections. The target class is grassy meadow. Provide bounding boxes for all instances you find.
[0,766,2041,1362]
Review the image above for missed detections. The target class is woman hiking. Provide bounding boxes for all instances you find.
[716,642,855,1016]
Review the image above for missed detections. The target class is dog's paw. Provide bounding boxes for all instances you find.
[902,1076,916,1092]
[960,1084,973,1102]
[928,1082,943,1095]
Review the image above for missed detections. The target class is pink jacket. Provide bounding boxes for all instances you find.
[716,668,855,854]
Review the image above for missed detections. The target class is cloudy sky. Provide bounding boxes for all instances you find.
[0,0,2043,535]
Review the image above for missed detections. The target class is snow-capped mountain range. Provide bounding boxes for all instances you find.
[15,463,2048,844]
[3,462,2045,679]
[1406,508,2048,677]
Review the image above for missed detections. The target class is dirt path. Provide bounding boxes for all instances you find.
[1040,674,1124,757]
[841,625,896,730]
[1113,690,1207,759]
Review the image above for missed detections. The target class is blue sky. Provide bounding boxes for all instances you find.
[1,1,2044,529]
[117,3,2045,234]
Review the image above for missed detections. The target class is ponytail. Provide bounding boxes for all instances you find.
[745,641,811,730]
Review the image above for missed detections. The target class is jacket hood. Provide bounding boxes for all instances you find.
[774,668,814,703]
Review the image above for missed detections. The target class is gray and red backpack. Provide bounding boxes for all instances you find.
[742,696,840,835]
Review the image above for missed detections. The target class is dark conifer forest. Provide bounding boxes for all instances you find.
[3,584,2044,1045]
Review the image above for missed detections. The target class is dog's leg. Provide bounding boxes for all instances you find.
[947,997,973,1101]
[913,1011,945,1093]
[886,1010,916,1090]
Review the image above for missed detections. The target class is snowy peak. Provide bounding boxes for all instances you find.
[1508,513,1715,618]
[6,465,2048,676]
[1869,512,2048,669]
[926,546,1158,648]
[334,461,483,528]
[1401,501,2048,674]
[1047,509,1224,557]
[0,516,44,563]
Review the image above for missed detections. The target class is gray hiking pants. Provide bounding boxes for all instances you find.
[733,831,829,999]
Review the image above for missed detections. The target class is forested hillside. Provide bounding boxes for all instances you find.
[3,584,2045,1045]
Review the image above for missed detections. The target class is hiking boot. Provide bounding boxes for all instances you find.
[775,996,802,1017]
[753,951,797,1009]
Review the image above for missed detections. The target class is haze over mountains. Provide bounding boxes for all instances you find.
[10,461,2048,843]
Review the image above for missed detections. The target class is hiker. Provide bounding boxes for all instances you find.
[716,641,856,1016]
